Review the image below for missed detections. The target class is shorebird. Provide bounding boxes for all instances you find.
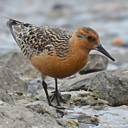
[6,18,115,106]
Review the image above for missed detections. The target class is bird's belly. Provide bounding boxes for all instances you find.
[30,54,87,78]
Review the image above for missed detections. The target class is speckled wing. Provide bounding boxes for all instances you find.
[6,19,73,59]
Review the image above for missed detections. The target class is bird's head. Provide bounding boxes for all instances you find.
[74,27,115,61]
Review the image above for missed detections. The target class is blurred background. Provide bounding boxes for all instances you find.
[0,0,128,70]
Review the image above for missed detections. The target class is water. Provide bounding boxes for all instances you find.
[64,106,128,128]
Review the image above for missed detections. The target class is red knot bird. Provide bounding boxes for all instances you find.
[6,18,115,106]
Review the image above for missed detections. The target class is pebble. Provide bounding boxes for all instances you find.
[112,38,127,47]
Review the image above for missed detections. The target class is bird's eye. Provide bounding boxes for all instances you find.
[87,36,93,40]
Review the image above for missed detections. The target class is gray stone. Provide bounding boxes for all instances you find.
[73,96,96,106]
[78,114,92,124]
[0,51,39,78]
[97,98,109,105]
[60,74,93,92]
[25,101,58,118]
[60,69,128,106]
[0,103,63,128]
[79,54,108,74]
[0,66,28,95]
[0,87,14,104]
[78,114,99,125]
[57,118,79,128]
[61,91,96,106]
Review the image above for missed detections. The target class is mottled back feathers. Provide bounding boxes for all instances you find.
[7,19,73,59]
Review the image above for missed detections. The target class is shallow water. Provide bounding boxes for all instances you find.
[64,106,128,128]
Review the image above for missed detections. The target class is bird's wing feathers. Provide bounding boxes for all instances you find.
[6,19,73,59]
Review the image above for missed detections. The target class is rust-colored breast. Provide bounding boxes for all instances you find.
[30,48,89,78]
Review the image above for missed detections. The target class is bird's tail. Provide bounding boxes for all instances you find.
[6,18,21,28]
[5,18,24,44]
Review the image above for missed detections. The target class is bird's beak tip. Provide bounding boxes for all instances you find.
[97,45,115,61]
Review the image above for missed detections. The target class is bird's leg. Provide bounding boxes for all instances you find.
[42,80,52,106]
[55,78,60,106]
[51,78,66,106]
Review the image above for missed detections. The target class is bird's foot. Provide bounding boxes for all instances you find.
[50,90,66,106]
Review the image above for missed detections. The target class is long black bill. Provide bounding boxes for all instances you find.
[97,45,115,61]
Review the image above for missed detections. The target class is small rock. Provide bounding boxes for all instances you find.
[52,3,70,10]
[112,38,127,47]
[0,100,3,105]
[79,54,108,74]
[61,91,96,106]
[57,118,79,128]
[25,101,58,118]
[0,66,28,95]
[97,98,109,105]
[78,114,91,124]
[61,93,71,102]
[0,87,13,104]
[0,51,40,78]
[61,91,91,99]
[91,115,99,123]
[78,113,99,126]
[92,105,107,110]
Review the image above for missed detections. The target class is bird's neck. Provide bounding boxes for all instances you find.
[69,36,90,64]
